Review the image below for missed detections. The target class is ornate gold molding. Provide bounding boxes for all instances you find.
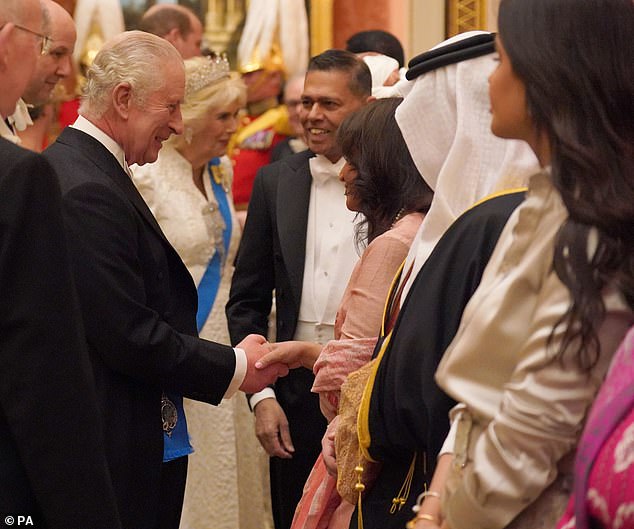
[310,0,334,56]
[205,0,246,57]
[446,0,487,36]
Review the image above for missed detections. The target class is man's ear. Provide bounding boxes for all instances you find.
[112,82,133,119]
[0,24,14,71]
[366,95,376,103]
[163,27,181,47]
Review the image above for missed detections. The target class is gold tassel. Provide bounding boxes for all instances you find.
[390,453,417,514]
[355,461,365,529]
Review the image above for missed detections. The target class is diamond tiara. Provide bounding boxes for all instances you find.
[185,53,231,97]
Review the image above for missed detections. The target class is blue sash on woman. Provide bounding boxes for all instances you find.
[195,157,232,330]
[163,157,232,462]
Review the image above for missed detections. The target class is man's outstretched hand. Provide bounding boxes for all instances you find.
[238,334,289,393]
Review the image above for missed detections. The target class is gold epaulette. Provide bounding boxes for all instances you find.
[230,106,292,154]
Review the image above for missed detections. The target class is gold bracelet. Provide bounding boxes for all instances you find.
[412,490,442,514]
[416,490,441,502]
[406,513,439,528]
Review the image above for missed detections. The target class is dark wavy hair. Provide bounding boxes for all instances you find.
[336,98,433,249]
[498,0,634,369]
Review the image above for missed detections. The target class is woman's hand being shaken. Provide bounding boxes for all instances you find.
[255,340,323,371]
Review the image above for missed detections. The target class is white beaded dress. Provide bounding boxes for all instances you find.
[133,147,273,529]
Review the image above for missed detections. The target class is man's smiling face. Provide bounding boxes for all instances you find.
[300,69,366,162]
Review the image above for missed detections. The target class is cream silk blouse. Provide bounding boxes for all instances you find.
[435,171,634,529]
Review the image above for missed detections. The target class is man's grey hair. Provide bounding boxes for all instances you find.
[80,30,183,118]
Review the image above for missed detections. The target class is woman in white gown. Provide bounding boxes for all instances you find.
[133,55,273,529]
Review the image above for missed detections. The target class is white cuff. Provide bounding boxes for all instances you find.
[439,416,458,456]
[223,347,247,399]
[249,387,277,410]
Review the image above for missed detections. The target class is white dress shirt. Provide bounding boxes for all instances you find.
[9,99,33,132]
[250,154,359,408]
[299,155,357,330]
[1,99,34,144]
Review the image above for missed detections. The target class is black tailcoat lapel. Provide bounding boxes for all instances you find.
[276,153,312,308]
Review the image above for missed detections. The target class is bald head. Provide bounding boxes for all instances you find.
[0,0,44,116]
[138,4,202,59]
[0,0,36,23]
[22,0,76,106]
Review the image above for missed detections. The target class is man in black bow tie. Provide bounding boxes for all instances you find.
[227,49,373,529]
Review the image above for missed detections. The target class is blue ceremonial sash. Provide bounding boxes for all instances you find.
[162,158,232,462]
[162,391,192,461]
[195,157,232,332]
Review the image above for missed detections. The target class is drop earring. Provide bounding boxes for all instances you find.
[184,127,193,145]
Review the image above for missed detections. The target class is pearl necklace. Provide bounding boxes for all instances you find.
[390,207,406,229]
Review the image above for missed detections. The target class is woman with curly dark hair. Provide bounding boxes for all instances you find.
[257,97,432,529]
[410,1,634,528]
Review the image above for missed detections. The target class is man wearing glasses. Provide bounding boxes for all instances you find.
[0,0,122,527]
[0,0,50,143]
[16,0,76,150]
[0,0,51,142]
[3,19,51,54]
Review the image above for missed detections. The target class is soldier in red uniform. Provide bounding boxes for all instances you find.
[230,44,292,210]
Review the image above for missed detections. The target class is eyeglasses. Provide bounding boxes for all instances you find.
[0,23,51,55]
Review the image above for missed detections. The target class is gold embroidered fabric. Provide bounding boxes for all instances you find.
[336,358,381,505]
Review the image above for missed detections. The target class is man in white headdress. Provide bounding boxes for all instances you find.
[360,53,400,96]
[352,32,539,529]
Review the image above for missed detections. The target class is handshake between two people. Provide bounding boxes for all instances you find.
[237,334,322,393]
[237,334,287,393]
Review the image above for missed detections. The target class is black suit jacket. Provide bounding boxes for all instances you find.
[43,127,236,529]
[226,149,327,448]
[270,137,296,163]
[0,137,121,528]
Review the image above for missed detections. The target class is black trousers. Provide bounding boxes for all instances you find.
[270,452,318,529]
[157,456,188,529]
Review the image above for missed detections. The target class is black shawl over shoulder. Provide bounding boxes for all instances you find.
[355,191,525,529]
